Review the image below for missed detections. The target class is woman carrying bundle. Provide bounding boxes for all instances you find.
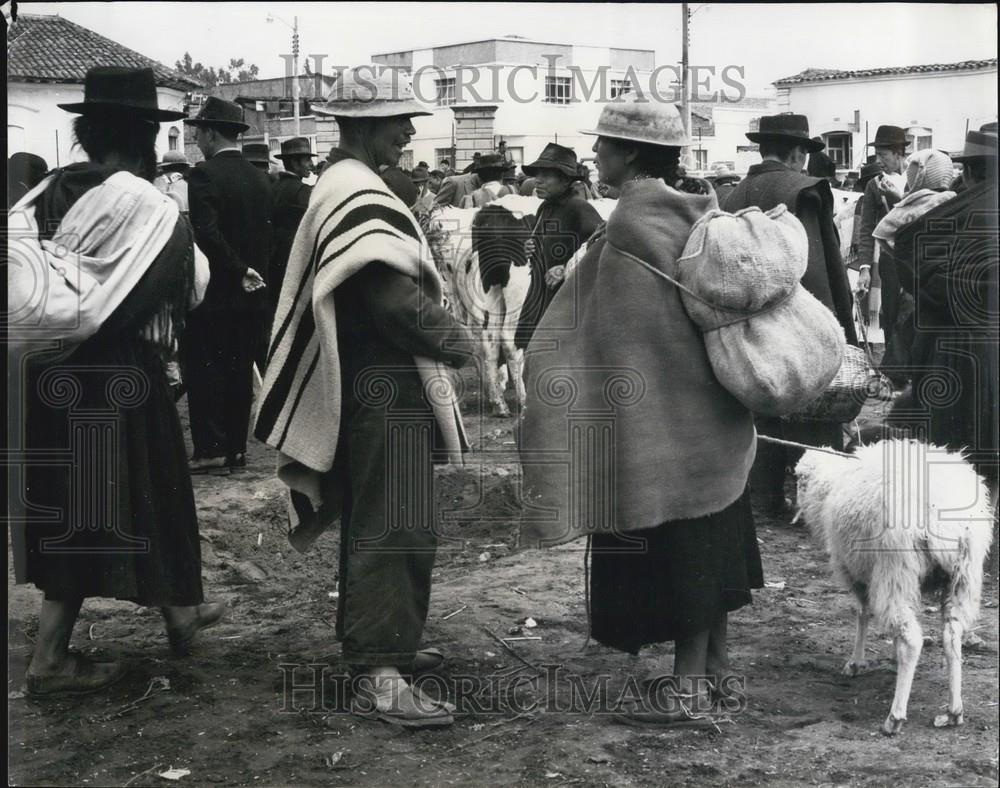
[519,94,762,727]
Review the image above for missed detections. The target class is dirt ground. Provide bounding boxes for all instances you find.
[8,368,1000,788]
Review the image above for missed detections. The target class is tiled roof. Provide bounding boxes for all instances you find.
[775,59,997,86]
[7,13,202,91]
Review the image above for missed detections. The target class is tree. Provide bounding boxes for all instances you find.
[175,52,260,87]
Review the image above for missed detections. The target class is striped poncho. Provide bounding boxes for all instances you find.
[254,156,467,546]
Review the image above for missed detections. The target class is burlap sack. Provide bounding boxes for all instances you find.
[676,205,845,416]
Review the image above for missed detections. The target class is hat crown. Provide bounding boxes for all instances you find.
[242,143,270,163]
[58,66,185,120]
[475,153,505,170]
[192,96,247,126]
[585,92,690,147]
[161,150,189,165]
[278,136,314,157]
[870,125,908,148]
[319,65,430,118]
[757,114,811,138]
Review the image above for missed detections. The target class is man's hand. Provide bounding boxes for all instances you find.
[877,175,903,203]
[242,268,266,293]
[856,268,871,294]
[524,238,537,258]
[545,265,565,288]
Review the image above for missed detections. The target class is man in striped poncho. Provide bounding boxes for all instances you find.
[254,66,474,728]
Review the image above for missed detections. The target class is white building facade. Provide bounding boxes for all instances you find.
[774,59,997,170]
[372,37,764,172]
[7,14,199,170]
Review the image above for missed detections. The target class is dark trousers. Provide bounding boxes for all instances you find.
[751,416,844,499]
[184,307,261,458]
[335,409,438,667]
[879,253,901,347]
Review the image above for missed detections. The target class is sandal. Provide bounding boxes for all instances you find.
[26,653,127,698]
[616,681,717,729]
[351,675,454,729]
[165,602,226,656]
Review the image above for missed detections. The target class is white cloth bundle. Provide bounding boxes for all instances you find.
[676,205,845,416]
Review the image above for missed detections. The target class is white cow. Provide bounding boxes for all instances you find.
[423,194,617,416]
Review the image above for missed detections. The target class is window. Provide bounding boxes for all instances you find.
[435,78,456,106]
[823,132,852,167]
[692,149,708,170]
[544,76,572,105]
[610,79,631,99]
[505,147,524,166]
[399,150,414,170]
[906,126,933,152]
[747,117,761,133]
[168,127,180,151]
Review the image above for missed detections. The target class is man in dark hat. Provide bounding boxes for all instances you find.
[434,154,483,207]
[514,143,602,350]
[427,168,445,194]
[184,96,273,473]
[411,165,435,212]
[463,153,511,207]
[269,137,316,314]
[154,150,191,213]
[242,143,274,177]
[710,164,741,207]
[857,125,910,343]
[724,113,858,517]
[462,151,482,174]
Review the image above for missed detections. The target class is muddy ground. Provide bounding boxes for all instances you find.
[8,368,999,788]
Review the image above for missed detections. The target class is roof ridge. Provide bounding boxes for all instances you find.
[775,58,998,85]
[9,12,203,89]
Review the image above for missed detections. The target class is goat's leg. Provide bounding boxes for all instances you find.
[882,615,923,736]
[933,612,965,728]
[842,596,871,676]
[505,343,526,414]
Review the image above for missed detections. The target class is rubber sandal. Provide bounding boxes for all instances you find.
[165,602,226,656]
[351,676,454,729]
[26,653,127,698]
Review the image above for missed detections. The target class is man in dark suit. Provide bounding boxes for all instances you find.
[184,97,273,473]
[270,137,315,314]
[724,114,857,516]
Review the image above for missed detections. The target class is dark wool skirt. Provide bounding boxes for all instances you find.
[19,340,204,607]
[588,489,762,654]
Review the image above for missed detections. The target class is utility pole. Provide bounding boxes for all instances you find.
[293,16,301,136]
[681,3,691,141]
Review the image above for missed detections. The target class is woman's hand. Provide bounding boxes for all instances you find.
[545,265,565,288]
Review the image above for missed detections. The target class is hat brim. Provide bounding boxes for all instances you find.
[522,161,579,178]
[953,153,997,163]
[314,100,432,119]
[183,118,251,132]
[58,101,186,121]
[277,152,318,160]
[867,141,912,149]
[580,128,689,148]
[745,132,825,153]
[159,162,191,171]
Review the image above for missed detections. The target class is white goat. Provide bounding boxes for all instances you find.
[794,439,994,735]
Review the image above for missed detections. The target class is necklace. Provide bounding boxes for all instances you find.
[630,172,654,182]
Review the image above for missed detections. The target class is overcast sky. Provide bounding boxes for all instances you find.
[17,2,999,95]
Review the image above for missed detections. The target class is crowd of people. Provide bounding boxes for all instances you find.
[9,64,997,730]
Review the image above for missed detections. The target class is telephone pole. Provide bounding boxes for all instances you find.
[681,3,691,140]
[292,16,300,136]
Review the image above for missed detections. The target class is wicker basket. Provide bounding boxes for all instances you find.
[783,345,877,424]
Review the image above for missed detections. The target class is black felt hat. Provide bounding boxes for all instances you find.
[184,96,250,133]
[58,66,186,121]
[746,114,825,153]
